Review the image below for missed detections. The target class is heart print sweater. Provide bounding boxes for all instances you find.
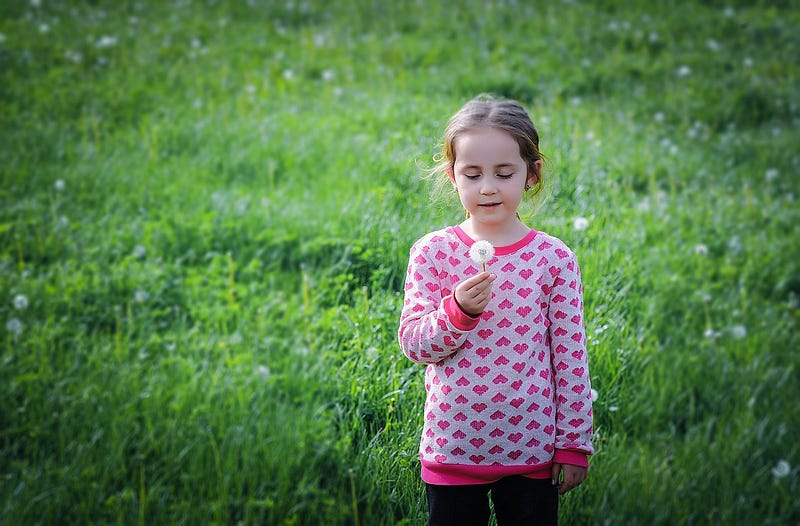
[398,225,594,484]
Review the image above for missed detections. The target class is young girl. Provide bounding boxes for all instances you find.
[398,95,593,525]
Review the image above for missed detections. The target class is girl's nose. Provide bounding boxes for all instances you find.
[480,181,497,194]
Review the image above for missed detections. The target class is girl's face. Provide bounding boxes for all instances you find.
[449,126,539,231]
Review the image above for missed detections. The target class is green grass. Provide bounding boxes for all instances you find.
[1,0,799,524]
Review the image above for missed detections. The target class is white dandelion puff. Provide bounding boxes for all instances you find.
[590,389,599,402]
[6,318,23,336]
[765,168,779,181]
[677,65,692,78]
[132,244,147,259]
[729,325,747,339]
[772,460,790,478]
[54,179,66,191]
[573,217,589,231]
[0,33,6,44]
[469,240,495,272]
[256,365,271,380]
[13,294,29,310]
[96,35,118,48]
[134,288,149,303]
[693,243,709,256]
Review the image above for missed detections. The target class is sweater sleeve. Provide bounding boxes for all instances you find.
[398,239,478,364]
[549,250,594,457]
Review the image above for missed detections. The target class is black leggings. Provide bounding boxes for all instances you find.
[426,476,558,526]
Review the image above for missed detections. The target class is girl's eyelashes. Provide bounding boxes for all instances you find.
[462,173,515,179]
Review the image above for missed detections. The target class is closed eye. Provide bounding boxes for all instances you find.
[496,173,514,179]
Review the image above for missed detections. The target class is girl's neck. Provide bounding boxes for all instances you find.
[460,218,531,247]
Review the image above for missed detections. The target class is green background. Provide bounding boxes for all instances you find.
[1,0,798,524]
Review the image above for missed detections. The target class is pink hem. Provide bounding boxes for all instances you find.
[553,449,588,468]
[452,225,538,256]
[421,459,551,485]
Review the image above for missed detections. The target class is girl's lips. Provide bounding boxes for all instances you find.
[479,203,501,207]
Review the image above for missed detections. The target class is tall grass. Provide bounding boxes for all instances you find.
[1,0,798,524]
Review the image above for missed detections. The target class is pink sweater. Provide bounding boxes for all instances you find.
[398,226,594,485]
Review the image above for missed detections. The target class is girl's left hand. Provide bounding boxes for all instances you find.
[551,463,587,495]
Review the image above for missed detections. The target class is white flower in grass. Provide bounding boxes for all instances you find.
[322,69,335,82]
[677,65,692,78]
[30,0,42,7]
[13,294,29,310]
[0,33,6,44]
[653,112,665,123]
[693,243,709,256]
[743,57,754,68]
[6,318,23,336]
[256,365,271,380]
[54,179,66,191]
[765,168,779,181]
[608,405,618,412]
[704,328,718,339]
[772,460,791,479]
[282,69,295,80]
[729,325,747,339]
[96,35,118,48]
[39,23,50,34]
[469,240,495,272]
[706,39,721,52]
[134,288,149,303]
[573,217,589,231]
[132,244,146,259]
[590,389,599,402]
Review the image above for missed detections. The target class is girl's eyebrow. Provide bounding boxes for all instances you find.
[460,162,516,170]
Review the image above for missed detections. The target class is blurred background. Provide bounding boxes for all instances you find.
[1,0,798,524]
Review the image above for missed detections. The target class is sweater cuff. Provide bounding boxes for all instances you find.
[553,449,589,468]
[444,295,481,331]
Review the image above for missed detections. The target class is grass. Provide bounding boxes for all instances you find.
[1,0,799,524]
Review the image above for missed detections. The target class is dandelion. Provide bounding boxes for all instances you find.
[6,318,23,336]
[677,65,692,78]
[693,243,708,256]
[132,244,146,259]
[704,328,718,339]
[706,39,721,52]
[771,460,791,479]
[590,389,599,402]
[54,179,66,191]
[13,294,29,310]
[0,33,6,44]
[743,57,754,68]
[244,84,256,95]
[282,69,295,80]
[30,0,42,7]
[765,168,779,181]
[134,288,149,303]
[648,32,659,43]
[653,112,665,123]
[39,23,50,34]
[573,217,589,231]
[729,325,747,339]
[608,405,619,412]
[469,240,495,272]
[96,35,118,49]
[256,365,271,380]
[321,69,335,82]
[723,6,735,17]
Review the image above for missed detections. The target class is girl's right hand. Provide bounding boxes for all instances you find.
[454,272,496,317]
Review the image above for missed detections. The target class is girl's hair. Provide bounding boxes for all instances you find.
[427,94,549,213]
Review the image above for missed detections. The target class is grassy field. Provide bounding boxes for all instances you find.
[1,0,798,524]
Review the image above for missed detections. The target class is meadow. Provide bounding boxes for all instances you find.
[1,0,798,524]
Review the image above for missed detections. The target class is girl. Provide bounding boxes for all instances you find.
[398,95,593,526]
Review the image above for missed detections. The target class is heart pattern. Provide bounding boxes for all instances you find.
[399,226,593,474]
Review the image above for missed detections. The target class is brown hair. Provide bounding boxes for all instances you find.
[428,94,549,213]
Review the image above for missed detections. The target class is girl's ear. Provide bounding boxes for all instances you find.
[447,165,456,185]
[527,160,543,187]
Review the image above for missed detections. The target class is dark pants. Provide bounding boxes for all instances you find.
[426,476,558,526]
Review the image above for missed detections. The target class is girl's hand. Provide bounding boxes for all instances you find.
[454,272,496,317]
[551,463,588,495]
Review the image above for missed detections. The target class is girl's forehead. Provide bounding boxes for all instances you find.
[453,127,522,164]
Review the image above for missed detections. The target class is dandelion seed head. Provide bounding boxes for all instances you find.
[469,240,495,265]
[54,179,66,191]
[573,217,589,231]
[729,325,747,339]
[743,57,754,68]
[590,389,599,402]
[39,23,50,34]
[282,69,295,80]
[772,460,790,478]
[765,168,779,181]
[132,244,146,259]
[6,318,23,336]
[134,288,149,303]
[322,69,335,82]
[256,365,271,380]
[0,33,6,44]
[608,405,619,412]
[677,65,692,78]
[704,328,718,339]
[653,112,665,123]
[13,294,29,310]
[96,35,118,48]
[693,243,709,256]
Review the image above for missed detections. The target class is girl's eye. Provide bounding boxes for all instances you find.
[497,173,514,179]
[464,173,481,180]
